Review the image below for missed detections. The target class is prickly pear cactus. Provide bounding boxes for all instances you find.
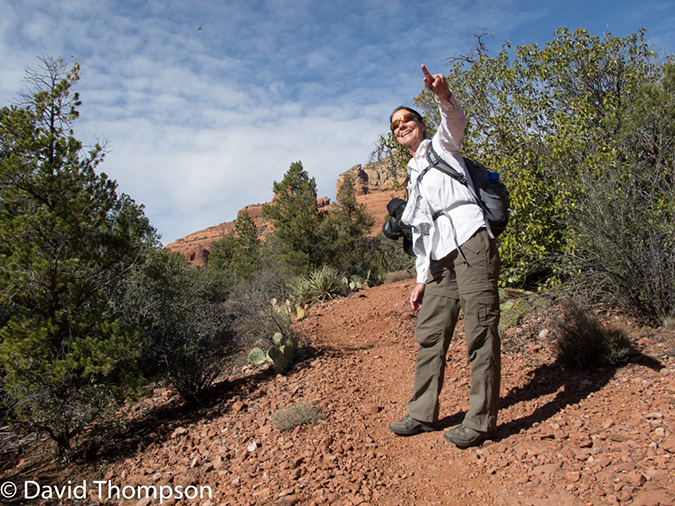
[248,347,267,365]
[248,332,301,373]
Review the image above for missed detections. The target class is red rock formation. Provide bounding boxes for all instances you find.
[166,157,407,265]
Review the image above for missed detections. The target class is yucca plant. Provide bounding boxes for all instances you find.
[288,266,347,305]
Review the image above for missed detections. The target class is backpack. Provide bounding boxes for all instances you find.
[426,147,510,237]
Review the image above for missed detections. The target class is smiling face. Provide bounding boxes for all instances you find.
[391,109,426,153]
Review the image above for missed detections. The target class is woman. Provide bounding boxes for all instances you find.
[388,65,501,449]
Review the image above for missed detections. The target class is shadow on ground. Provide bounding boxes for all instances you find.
[1,346,325,484]
[438,350,663,440]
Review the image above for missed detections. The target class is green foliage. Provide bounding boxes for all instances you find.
[262,161,325,274]
[403,28,664,289]
[330,177,415,284]
[0,57,157,455]
[272,400,324,432]
[208,210,262,285]
[121,250,236,405]
[287,265,347,305]
[207,235,237,272]
[559,61,675,324]
[319,173,375,273]
[554,299,632,368]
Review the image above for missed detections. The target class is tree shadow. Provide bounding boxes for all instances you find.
[90,346,327,463]
[438,349,663,439]
[2,346,329,483]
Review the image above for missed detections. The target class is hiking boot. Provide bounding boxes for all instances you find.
[443,424,489,449]
[388,414,437,436]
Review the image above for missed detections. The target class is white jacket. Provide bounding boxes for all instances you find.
[401,96,486,284]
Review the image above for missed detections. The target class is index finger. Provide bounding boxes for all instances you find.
[421,64,433,79]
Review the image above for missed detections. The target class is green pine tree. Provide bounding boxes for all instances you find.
[261,161,325,274]
[0,57,157,455]
[209,210,262,285]
[320,173,375,273]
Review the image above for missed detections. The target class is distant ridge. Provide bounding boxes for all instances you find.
[166,158,406,265]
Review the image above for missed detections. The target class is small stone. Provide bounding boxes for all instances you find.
[565,471,581,483]
[660,435,675,453]
[361,404,380,415]
[532,463,560,475]
[632,490,675,506]
[171,427,188,438]
[626,472,646,487]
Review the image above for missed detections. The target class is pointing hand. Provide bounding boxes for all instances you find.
[421,64,452,102]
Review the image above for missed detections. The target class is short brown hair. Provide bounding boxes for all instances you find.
[389,105,423,124]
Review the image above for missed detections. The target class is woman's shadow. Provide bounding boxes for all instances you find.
[438,349,663,439]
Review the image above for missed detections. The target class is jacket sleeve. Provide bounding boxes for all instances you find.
[433,95,466,157]
[415,252,429,284]
[413,96,467,284]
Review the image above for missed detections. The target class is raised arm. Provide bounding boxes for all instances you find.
[421,64,465,155]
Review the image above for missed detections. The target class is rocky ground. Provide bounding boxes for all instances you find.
[3,279,675,506]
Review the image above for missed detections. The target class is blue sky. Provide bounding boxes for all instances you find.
[1,0,674,245]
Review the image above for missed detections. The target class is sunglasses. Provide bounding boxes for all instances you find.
[391,113,419,132]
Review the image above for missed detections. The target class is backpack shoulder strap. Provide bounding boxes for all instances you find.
[426,146,495,238]
[426,146,468,186]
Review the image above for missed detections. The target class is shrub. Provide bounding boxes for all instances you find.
[359,235,416,285]
[382,270,412,284]
[227,264,295,343]
[664,317,675,331]
[272,401,324,432]
[288,266,347,305]
[121,250,237,405]
[553,299,632,368]
[286,275,315,306]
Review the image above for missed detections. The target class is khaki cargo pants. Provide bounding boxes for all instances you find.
[407,228,501,433]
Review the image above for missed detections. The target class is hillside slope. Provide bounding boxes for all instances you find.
[5,280,674,506]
